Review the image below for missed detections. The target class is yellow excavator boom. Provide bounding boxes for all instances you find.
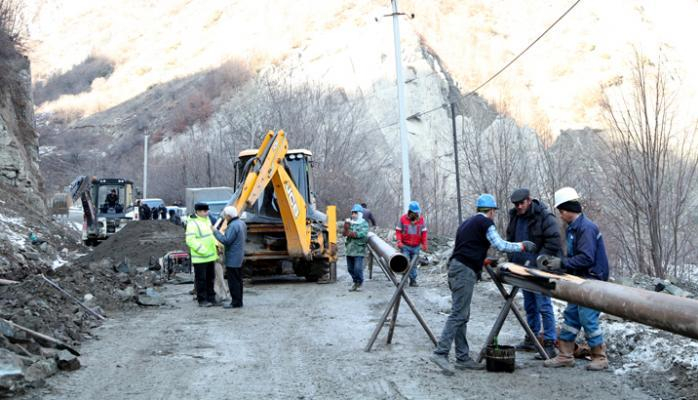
[229,130,312,258]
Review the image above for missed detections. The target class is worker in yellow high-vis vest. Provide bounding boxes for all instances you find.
[186,203,219,307]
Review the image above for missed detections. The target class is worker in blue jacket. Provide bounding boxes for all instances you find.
[213,206,247,309]
[539,187,609,371]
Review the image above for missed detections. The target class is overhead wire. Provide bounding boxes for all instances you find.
[364,0,584,131]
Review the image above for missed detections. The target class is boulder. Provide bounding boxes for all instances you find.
[0,348,24,392]
[56,350,80,371]
[136,288,165,306]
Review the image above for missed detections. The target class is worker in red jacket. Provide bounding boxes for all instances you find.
[395,201,427,287]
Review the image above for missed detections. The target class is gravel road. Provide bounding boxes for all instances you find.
[21,264,654,400]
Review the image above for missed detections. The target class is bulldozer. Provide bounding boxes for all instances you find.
[227,130,337,282]
[69,176,135,246]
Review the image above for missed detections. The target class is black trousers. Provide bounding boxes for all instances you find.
[193,261,216,303]
[226,268,243,307]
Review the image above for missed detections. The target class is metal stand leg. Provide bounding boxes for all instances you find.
[477,266,549,361]
[365,259,414,352]
[386,290,401,344]
[368,251,374,280]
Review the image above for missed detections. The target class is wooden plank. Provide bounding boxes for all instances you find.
[503,264,585,284]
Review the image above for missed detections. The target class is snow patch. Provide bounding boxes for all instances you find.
[52,255,67,269]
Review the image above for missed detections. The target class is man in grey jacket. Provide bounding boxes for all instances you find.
[213,206,247,309]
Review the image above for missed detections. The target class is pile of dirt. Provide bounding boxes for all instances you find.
[78,220,187,267]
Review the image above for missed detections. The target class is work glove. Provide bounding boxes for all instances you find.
[347,231,357,238]
[536,255,566,274]
[521,241,536,253]
[397,241,404,249]
[420,243,428,252]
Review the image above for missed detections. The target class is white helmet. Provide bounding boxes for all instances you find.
[223,205,238,218]
[554,187,580,208]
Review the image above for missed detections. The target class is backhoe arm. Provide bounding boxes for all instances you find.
[69,176,97,230]
[229,130,311,258]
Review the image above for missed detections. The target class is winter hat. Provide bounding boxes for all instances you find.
[556,200,582,213]
[194,202,209,211]
[510,188,530,203]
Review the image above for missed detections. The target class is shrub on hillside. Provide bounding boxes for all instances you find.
[0,0,23,90]
[33,55,115,105]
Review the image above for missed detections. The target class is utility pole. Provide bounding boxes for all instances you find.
[143,135,149,198]
[451,103,463,224]
[391,0,411,212]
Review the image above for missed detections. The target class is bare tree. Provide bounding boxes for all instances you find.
[459,98,535,229]
[601,50,698,278]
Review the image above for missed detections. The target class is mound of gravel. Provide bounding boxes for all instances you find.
[78,220,187,267]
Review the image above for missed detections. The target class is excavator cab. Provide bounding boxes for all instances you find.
[234,149,321,223]
[70,176,134,245]
[230,131,337,281]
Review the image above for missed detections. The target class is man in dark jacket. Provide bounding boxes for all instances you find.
[213,205,247,309]
[430,194,536,375]
[542,187,609,371]
[138,201,151,220]
[506,188,561,358]
[361,203,377,227]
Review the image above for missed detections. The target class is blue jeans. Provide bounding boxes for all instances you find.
[559,303,604,348]
[346,256,364,284]
[522,290,557,341]
[401,245,419,281]
[434,259,478,361]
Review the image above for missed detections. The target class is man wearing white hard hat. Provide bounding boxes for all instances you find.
[539,187,610,371]
[213,205,247,309]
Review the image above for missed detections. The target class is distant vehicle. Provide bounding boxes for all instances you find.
[69,176,134,246]
[141,198,165,210]
[184,187,234,220]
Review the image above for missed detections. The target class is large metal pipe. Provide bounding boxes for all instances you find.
[498,262,698,340]
[367,233,409,274]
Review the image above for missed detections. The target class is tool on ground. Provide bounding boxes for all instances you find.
[160,250,192,279]
[364,233,436,352]
[1,318,80,356]
[40,274,106,320]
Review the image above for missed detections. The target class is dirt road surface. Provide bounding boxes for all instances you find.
[22,264,653,400]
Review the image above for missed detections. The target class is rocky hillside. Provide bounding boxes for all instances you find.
[0,46,44,212]
[23,0,698,135]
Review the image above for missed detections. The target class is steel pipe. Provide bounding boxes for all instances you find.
[498,262,698,340]
[367,233,409,274]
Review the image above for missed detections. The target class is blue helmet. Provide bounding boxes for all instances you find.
[351,204,364,213]
[408,201,421,213]
[476,194,498,209]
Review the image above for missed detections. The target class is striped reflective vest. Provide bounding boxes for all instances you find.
[185,216,218,264]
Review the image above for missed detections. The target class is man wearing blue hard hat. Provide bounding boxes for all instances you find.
[430,194,537,374]
[395,200,428,287]
[343,204,370,291]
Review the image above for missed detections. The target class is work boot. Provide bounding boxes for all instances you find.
[430,354,455,376]
[409,279,419,287]
[535,339,558,360]
[198,301,212,308]
[454,357,485,370]
[586,344,609,371]
[515,335,536,352]
[543,340,575,368]
[348,283,358,292]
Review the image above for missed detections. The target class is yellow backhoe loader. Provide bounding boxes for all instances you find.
[227,130,337,282]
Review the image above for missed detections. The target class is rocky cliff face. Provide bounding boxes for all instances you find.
[0,54,45,212]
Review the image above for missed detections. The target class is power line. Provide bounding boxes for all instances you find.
[366,0,583,128]
[464,0,583,97]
